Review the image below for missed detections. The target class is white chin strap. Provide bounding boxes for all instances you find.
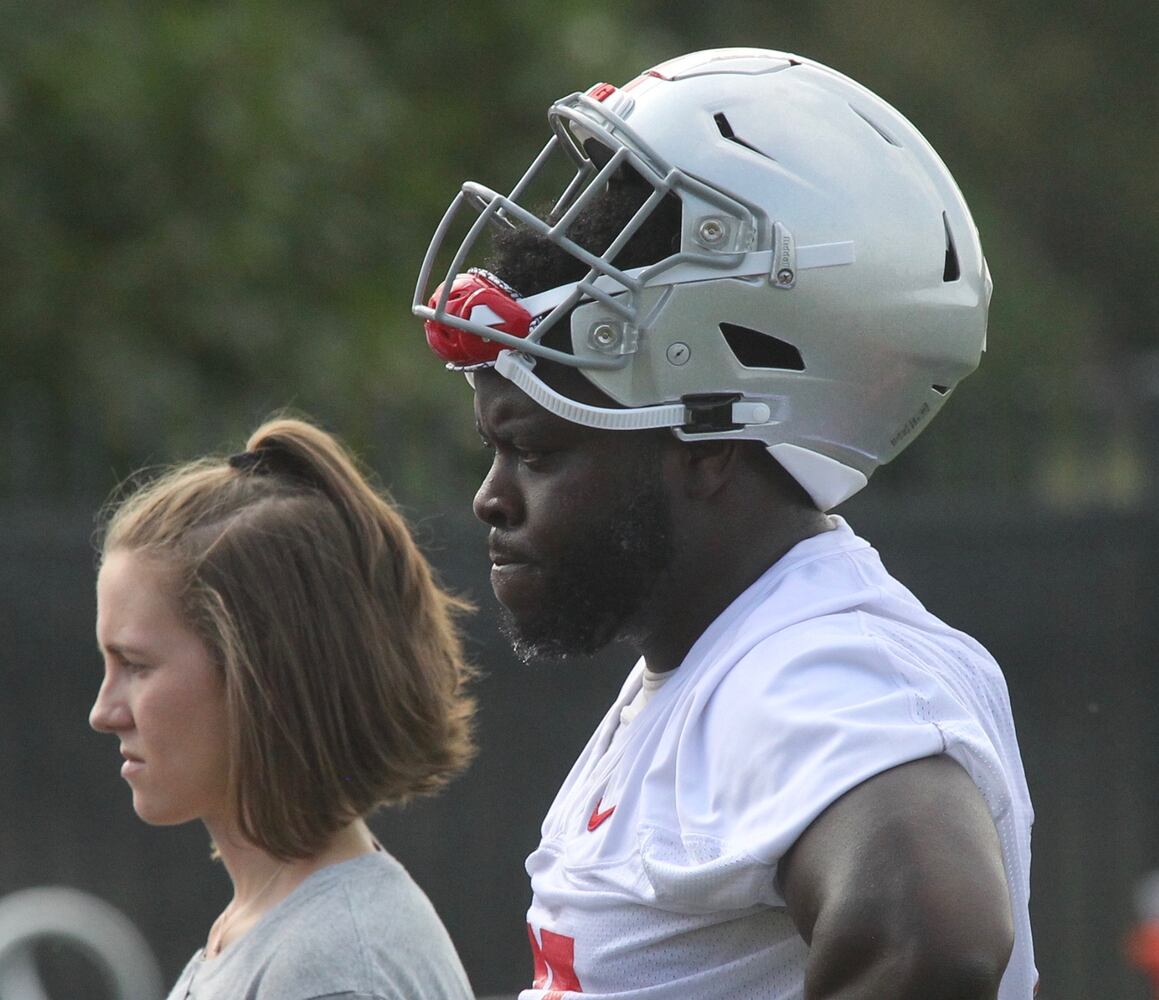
[494,350,771,430]
[490,351,867,512]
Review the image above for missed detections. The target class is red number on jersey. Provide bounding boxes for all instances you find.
[528,923,583,996]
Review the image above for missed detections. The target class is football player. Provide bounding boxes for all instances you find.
[416,48,1036,1000]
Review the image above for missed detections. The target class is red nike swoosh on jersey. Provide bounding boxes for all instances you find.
[587,799,615,831]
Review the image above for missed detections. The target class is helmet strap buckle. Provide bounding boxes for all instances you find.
[681,393,744,434]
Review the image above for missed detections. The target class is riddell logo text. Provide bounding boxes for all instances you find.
[778,235,793,271]
[889,402,930,449]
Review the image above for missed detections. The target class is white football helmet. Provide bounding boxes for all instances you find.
[414,48,991,510]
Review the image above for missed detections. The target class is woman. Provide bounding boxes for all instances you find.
[90,417,477,1000]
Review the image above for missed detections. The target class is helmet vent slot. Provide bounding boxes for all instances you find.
[942,212,960,281]
[720,323,805,370]
[713,113,773,159]
[932,384,949,395]
[849,105,901,147]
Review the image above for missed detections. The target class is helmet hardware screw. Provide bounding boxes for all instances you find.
[590,323,621,351]
[697,218,727,246]
[667,342,691,366]
[776,267,795,286]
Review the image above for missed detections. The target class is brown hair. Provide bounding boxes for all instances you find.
[100,417,476,860]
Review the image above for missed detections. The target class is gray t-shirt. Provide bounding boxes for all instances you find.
[167,850,473,1000]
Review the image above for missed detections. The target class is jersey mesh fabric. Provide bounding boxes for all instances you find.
[520,516,1036,999]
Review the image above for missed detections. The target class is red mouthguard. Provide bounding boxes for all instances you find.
[425,270,533,366]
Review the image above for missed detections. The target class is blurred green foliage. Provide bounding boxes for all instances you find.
[2,1,1156,510]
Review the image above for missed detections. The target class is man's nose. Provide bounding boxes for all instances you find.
[473,457,522,529]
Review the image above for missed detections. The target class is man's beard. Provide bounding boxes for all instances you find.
[497,472,674,664]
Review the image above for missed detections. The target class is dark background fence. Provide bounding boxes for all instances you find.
[2,495,1156,999]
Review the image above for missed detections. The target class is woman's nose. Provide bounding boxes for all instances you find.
[89,674,131,733]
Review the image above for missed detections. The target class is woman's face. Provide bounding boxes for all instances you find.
[91,548,231,829]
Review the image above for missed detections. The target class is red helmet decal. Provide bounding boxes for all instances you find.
[425,271,533,366]
[586,82,617,102]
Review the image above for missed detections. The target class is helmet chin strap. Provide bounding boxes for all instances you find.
[494,351,686,430]
[493,350,775,432]
[491,351,867,512]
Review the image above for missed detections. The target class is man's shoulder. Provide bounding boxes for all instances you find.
[699,519,895,650]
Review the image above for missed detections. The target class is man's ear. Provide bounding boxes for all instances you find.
[670,438,743,500]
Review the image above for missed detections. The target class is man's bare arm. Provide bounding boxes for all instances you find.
[779,755,1014,999]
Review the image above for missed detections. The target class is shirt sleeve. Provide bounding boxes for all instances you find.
[636,618,998,913]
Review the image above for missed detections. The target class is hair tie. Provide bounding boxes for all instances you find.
[228,450,267,473]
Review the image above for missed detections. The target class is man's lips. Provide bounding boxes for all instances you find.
[490,558,534,582]
[490,554,529,568]
[487,545,540,608]
[488,541,533,568]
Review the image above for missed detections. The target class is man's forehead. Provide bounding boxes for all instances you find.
[471,366,628,448]
[472,368,555,430]
[473,357,616,406]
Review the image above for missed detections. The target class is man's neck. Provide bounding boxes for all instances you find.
[637,507,835,673]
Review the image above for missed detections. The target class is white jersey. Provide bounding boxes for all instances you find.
[522,517,1036,1000]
